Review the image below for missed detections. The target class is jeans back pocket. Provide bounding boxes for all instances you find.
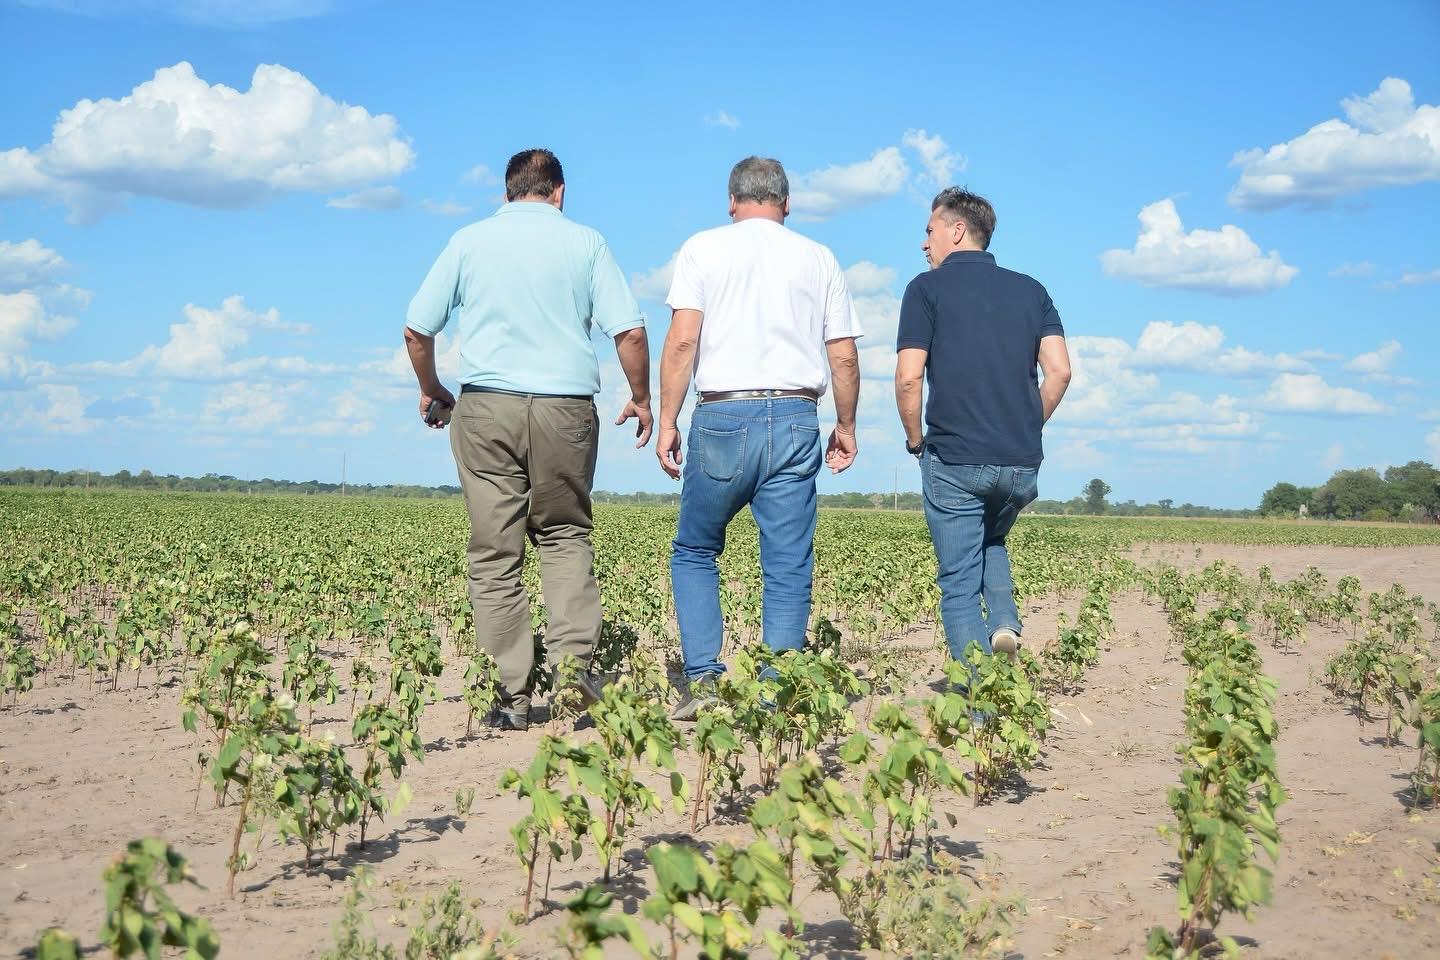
[697,424,746,482]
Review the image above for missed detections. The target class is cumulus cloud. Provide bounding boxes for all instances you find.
[74,295,336,381]
[791,147,910,220]
[1124,320,1309,377]
[631,253,677,302]
[1100,199,1297,294]
[0,239,68,290]
[419,198,472,217]
[901,129,962,187]
[328,186,407,210]
[0,383,98,435]
[1259,373,1387,415]
[1429,427,1440,462]
[1399,267,1440,285]
[0,61,414,221]
[1229,77,1440,210]
[0,290,77,379]
[463,164,500,185]
[1343,339,1415,385]
[705,111,741,130]
[844,261,897,295]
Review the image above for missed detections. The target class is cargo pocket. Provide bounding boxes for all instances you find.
[698,425,746,482]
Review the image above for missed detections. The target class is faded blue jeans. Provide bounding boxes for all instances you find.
[671,397,822,680]
[920,450,1039,666]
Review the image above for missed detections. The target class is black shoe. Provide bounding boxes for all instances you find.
[483,707,530,732]
[670,674,720,721]
[564,672,603,709]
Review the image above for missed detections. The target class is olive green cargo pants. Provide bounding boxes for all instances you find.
[449,388,601,716]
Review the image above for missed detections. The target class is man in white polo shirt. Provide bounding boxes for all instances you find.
[655,156,862,719]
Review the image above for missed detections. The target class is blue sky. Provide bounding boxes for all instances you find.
[1,0,1438,507]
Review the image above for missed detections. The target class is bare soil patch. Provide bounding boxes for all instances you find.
[2,545,1438,958]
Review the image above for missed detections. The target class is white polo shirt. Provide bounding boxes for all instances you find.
[665,218,862,394]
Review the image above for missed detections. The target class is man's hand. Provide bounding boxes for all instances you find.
[418,385,456,429]
[614,397,654,448]
[656,423,683,479]
[825,426,857,474]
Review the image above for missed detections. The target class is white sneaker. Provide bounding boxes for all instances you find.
[991,629,1020,662]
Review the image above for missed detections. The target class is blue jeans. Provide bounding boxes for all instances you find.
[920,451,1039,665]
[671,398,822,680]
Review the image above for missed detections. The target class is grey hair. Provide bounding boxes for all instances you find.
[728,156,789,205]
[932,187,996,250]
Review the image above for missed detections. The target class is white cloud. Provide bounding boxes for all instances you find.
[16,0,333,26]
[1052,438,1105,470]
[1329,261,1374,277]
[1100,199,1298,294]
[1059,335,1160,424]
[1229,77,1440,210]
[463,164,500,185]
[0,239,67,290]
[844,261,896,296]
[1343,339,1416,386]
[328,186,407,210]
[1322,441,1346,471]
[74,295,334,381]
[364,331,460,384]
[705,111,741,130]
[1420,408,1440,422]
[631,253,677,302]
[1259,373,1387,415]
[0,61,414,221]
[901,129,962,187]
[1125,320,1309,378]
[1399,268,1440,285]
[202,380,296,432]
[420,198,472,217]
[1429,428,1440,462]
[791,147,909,220]
[0,290,79,380]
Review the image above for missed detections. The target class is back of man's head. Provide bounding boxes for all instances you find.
[506,148,564,201]
[932,187,996,251]
[728,156,789,206]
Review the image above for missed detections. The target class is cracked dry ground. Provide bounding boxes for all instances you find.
[2,544,1438,959]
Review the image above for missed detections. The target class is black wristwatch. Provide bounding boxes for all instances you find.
[906,438,924,457]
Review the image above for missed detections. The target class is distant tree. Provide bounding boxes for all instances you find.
[1082,478,1111,515]
[1158,498,1174,513]
[1313,469,1387,520]
[1383,460,1440,521]
[1260,482,1307,516]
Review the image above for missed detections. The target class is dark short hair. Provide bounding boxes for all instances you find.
[728,156,789,205]
[932,187,996,250]
[505,148,564,201]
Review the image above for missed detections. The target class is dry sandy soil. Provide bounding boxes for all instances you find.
[2,544,1439,959]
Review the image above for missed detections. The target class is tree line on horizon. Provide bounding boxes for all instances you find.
[5,463,1435,522]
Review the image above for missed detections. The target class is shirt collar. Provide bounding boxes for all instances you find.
[496,201,562,217]
[941,250,995,266]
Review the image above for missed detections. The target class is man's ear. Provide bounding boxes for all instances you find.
[781,197,791,220]
[954,218,967,245]
[728,194,738,219]
[552,183,566,210]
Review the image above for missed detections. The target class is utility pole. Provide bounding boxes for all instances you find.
[341,452,347,497]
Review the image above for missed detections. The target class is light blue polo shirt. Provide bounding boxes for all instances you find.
[405,201,644,395]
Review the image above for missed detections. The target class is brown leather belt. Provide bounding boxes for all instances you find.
[698,388,819,404]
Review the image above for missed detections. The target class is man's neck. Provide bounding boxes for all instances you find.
[732,202,785,224]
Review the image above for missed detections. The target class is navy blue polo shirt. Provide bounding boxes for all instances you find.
[897,250,1064,468]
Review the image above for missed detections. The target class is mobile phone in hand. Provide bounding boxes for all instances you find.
[424,399,452,426]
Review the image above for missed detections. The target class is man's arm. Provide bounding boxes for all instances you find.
[612,327,653,447]
[895,347,927,450]
[403,326,455,429]
[656,309,702,479]
[825,337,859,474]
[1038,334,1072,423]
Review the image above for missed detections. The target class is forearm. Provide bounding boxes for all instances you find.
[896,378,924,444]
[1040,375,1069,423]
[614,328,651,402]
[403,327,442,394]
[658,340,695,428]
[827,342,859,432]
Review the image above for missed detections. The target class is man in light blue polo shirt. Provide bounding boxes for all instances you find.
[403,147,652,731]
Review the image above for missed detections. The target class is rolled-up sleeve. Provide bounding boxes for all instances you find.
[589,241,645,337]
[405,239,462,336]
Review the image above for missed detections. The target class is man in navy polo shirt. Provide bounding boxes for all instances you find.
[894,187,1071,672]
